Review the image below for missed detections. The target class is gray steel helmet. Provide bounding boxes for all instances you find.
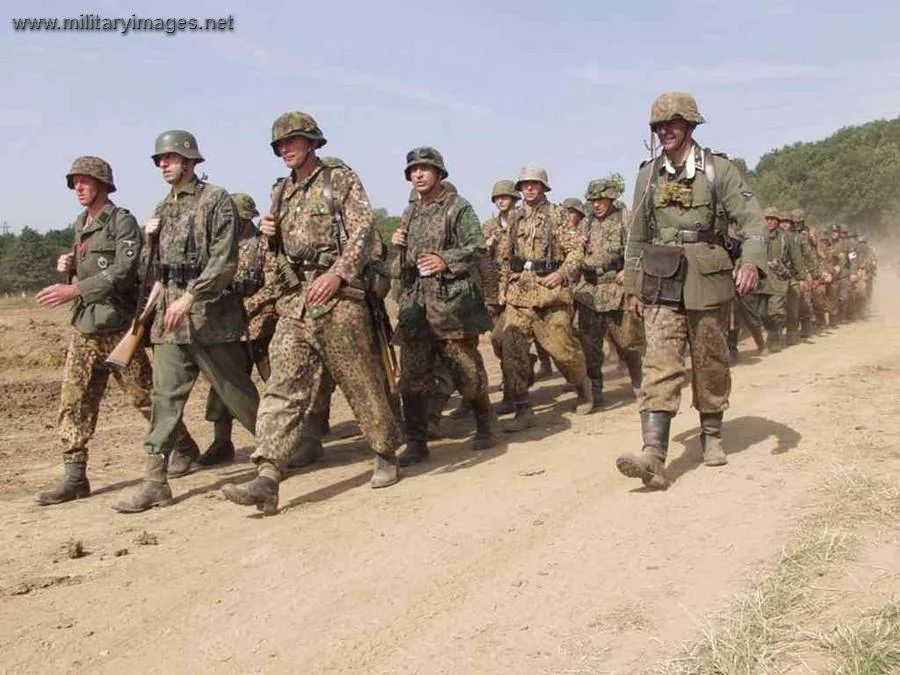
[515,165,551,192]
[562,198,586,216]
[270,111,327,156]
[66,155,116,193]
[404,146,448,180]
[152,130,204,166]
[491,179,520,202]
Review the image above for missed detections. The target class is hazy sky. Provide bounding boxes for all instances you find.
[3,0,900,231]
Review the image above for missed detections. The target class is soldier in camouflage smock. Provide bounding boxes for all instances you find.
[197,192,278,466]
[34,156,197,506]
[112,130,261,514]
[499,166,594,432]
[572,176,643,405]
[223,112,403,515]
[391,147,493,466]
[616,92,767,490]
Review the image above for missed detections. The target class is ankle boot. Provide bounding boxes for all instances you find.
[503,399,534,433]
[448,398,472,420]
[198,419,235,466]
[112,454,173,513]
[221,462,281,515]
[575,376,594,415]
[728,329,740,364]
[371,452,399,488]
[399,395,429,467]
[699,412,727,466]
[750,326,766,355]
[287,412,325,469]
[35,450,91,506]
[168,433,200,477]
[495,394,517,416]
[471,395,494,451]
[616,411,671,490]
[590,379,605,408]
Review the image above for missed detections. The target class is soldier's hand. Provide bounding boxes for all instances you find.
[417,253,448,276]
[56,253,75,274]
[307,271,342,306]
[578,235,589,249]
[538,272,565,289]
[734,263,760,296]
[615,270,625,285]
[485,233,497,251]
[391,228,408,248]
[163,292,194,333]
[488,304,502,319]
[626,295,644,319]
[35,283,80,308]
[145,217,161,235]
[259,213,277,238]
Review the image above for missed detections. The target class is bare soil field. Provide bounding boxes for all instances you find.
[1,282,898,674]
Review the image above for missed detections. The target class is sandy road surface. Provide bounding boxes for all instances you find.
[0,283,898,674]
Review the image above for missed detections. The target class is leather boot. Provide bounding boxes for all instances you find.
[503,399,534,433]
[221,461,280,515]
[399,395,429,467]
[700,412,727,466]
[495,394,517,416]
[168,433,200,477]
[471,395,494,451]
[728,329,740,364]
[370,452,399,488]
[799,317,813,339]
[591,379,605,408]
[286,436,323,469]
[767,324,783,353]
[198,419,235,466]
[427,392,449,441]
[575,377,594,415]
[616,411,671,490]
[35,450,90,506]
[750,326,766,355]
[112,454,173,513]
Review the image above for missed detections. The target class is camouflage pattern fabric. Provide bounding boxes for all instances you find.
[151,176,245,344]
[67,155,117,192]
[399,334,488,402]
[252,304,402,466]
[572,207,628,313]
[576,307,643,390]
[234,228,278,342]
[640,305,731,414]
[501,304,586,402]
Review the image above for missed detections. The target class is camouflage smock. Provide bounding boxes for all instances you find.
[233,226,278,341]
[500,199,583,309]
[572,207,628,313]
[150,177,243,344]
[394,186,491,341]
[70,201,142,335]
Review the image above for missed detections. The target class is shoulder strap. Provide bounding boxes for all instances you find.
[643,155,663,240]
[184,182,207,263]
[703,148,719,232]
[443,193,458,249]
[322,166,347,255]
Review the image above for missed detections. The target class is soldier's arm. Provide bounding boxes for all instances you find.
[715,158,767,272]
[75,209,142,304]
[438,201,484,277]
[556,213,584,284]
[185,190,239,302]
[330,169,374,284]
[498,222,512,304]
[624,165,652,296]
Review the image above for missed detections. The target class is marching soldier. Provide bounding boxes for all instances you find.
[34,156,198,505]
[391,147,494,466]
[499,165,593,432]
[573,176,643,405]
[112,131,261,513]
[791,208,817,338]
[562,198,587,232]
[780,210,809,345]
[616,92,766,489]
[223,112,403,515]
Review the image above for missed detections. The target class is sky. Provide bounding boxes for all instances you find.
[2,0,900,232]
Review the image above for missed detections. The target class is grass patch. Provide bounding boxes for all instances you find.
[817,602,900,675]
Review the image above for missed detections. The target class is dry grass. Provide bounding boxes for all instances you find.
[817,602,900,675]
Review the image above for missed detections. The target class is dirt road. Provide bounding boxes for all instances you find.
[1,283,898,674]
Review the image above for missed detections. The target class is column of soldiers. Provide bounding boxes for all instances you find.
[34,91,879,513]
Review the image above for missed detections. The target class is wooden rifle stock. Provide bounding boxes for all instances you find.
[105,281,162,370]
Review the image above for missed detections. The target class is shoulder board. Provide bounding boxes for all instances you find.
[320,156,348,169]
[707,148,731,160]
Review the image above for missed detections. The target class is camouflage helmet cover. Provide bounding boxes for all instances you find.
[649,92,705,127]
[777,209,794,222]
[515,165,551,192]
[66,155,116,193]
[791,208,806,222]
[585,174,625,201]
[404,146,448,180]
[231,193,259,220]
[152,129,204,165]
[270,111,327,156]
[562,198,586,216]
[491,179,520,201]
[763,206,780,219]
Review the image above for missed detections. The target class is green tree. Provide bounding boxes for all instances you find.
[0,227,58,292]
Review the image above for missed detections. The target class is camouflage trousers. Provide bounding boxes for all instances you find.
[145,342,259,455]
[491,312,549,368]
[399,333,488,402]
[252,301,403,466]
[206,335,272,423]
[640,304,731,415]
[502,304,586,403]
[576,305,643,390]
[58,330,194,457]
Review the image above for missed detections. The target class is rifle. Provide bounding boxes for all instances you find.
[366,287,399,395]
[105,226,160,370]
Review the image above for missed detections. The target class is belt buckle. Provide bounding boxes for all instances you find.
[524,260,534,271]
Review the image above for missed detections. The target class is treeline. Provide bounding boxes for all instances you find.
[749,116,900,236]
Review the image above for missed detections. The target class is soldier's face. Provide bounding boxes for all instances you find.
[494,195,515,213]
[520,181,545,205]
[410,165,440,195]
[277,136,313,169]
[157,153,189,185]
[832,231,840,241]
[765,217,779,231]
[654,119,691,153]
[779,220,792,231]
[566,210,583,228]
[591,198,613,219]
[72,175,101,206]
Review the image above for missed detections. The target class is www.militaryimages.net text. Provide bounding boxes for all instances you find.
[11,14,235,35]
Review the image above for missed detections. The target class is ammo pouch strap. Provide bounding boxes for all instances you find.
[155,262,203,288]
[639,245,686,306]
[510,256,560,275]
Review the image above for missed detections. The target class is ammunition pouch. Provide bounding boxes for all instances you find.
[228,269,264,298]
[155,262,202,288]
[510,256,561,276]
[639,245,686,307]
[582,254,625,284]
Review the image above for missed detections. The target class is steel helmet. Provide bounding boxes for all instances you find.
[270,111,327,156]
[66,155,116,193]
[152,130,204,166]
